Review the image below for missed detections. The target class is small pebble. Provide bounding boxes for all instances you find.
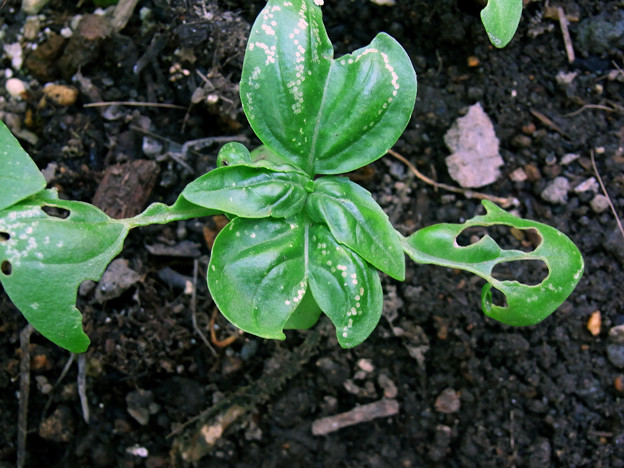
[607,344,624,368]
[22,0,50,15]
[541,176,569,204]
[561,153,580,165]
[609,325,624,344]
[434,388,461,414]
[43,83,78,106]
[587,310,601,336]
[5,78,27,98]
[574,177,599,193]
[509,167,527,182]
[590,194,610,213]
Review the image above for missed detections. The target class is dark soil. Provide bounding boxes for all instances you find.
[1,0,624,466]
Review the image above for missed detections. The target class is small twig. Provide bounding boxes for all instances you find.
[210,308,239,348]
[83,101,187,110]
[42,354,75,418]
[563,104,617,118]
[190,259,218,356]
[387,149,517,208]
[17,324,34,468]
[530,109,569,138]
[591,150,624,241]
[77,354,89,424]
[557,7,575,63]
[311,398,399,435]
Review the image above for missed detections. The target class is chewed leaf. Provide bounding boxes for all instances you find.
[308,224,382,348]
[208,216,308,339]
[480,0,523,48]
[0,120,46,212]
[306,176,405,280]
[240,0,416,175]
[402,200,584,326]
[0,190,129,352]
[182,165,311,219]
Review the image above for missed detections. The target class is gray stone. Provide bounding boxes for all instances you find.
[541,177,570,204]
[590,194,610,213]
[444,103,503,188]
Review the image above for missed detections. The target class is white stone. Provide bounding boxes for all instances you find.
[444,103,503,188]
[574,177,599,193]
[5,78,27,99]
[370,0,396,5]
[3,43,23,70]
[509,167,527,182]
[21,0,49,15]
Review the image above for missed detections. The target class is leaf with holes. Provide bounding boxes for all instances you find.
[240,0,417,175]
[480,0,523,48]
[401,200,584,326]
[0,120,47,212]
[306,176,404,280]
[208,215,383,347]
[0,190,129,352]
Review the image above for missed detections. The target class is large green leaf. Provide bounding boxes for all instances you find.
[0,190,129,352]
[208,216,308,339]
[402,200,584,326]
[240,0,417,175]
[208,215,383,347]
[306,176,405,280]
[0,120,46,212]
[182,165,311,219]
[481,0,522,48]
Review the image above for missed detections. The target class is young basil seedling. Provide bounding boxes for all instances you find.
[0,0,583,353]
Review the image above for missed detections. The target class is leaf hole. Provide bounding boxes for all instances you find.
[491,259,549,286]
[0,232,9,242]
[488,286,508,308]
[41,205,70,219]
[1,260,12,276]
[456,225,541,252]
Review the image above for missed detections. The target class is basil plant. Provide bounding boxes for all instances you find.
[0,0,582,353]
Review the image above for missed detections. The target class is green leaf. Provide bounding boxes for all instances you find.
[0,120,47,212]
[283,289,323,330]
[208,216,308,339]
[306,177,405,280]
[0,190,129,352]
[308,224,382,348]
[208,215,383,347]
[402,200,584,326]
[480,0,522,48]
[182,164,311,219]
[240,0,417,175]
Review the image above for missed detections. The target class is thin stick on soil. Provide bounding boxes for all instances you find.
[386,149,517,208]
[83,101,187,110]
[591,150,624,240]
[191,259,218,357]
[558,7,576,64]
[77,354,89,423]
[17,324,33,468]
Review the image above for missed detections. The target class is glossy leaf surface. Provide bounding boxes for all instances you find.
[0,120,46,212]
[402,201,584,326]
[308,224,382,347]
[0,190,129,352]
[182,165,310,219]
[208,216,383,347]
[481,0,522,48]
[240,0,417,175]
[306,176,405,280]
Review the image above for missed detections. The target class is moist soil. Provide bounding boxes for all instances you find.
[1,0,624,466]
